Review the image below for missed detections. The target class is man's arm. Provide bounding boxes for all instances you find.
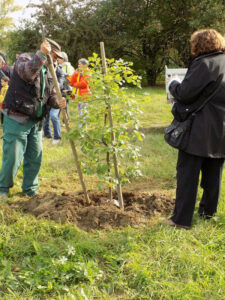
[48,86,67,109]
[15,51,47,83]
[14,40,51,83]
[48,87,59,108]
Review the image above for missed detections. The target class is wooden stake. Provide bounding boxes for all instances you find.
[100,42,124,209]
[47,55,90,204]
[103,113,113,201]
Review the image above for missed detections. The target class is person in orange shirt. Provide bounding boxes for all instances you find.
[69,58,90,128]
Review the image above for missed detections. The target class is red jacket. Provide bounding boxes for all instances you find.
[69,69,90,98]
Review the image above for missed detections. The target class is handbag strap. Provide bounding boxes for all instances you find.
[192,74,223,116]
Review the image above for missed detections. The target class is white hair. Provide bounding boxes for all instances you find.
[61,52,68,62]
[79,58,89,65]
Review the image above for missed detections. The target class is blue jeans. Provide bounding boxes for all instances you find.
[0,116,42,195]
[43,108,61,139]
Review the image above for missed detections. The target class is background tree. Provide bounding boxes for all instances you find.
[4,0,225,84]
[0,0,20,54]
[29,0,102,66]
[157,0,225,66]
[27,0,169,85]
[6,23,41,64]
[92,0,169,85]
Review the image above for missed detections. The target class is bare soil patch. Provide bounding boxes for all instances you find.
[11,191,175,230]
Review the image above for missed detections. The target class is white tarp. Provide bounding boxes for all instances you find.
[165,65,187,104]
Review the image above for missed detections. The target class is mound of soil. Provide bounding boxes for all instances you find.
[11,191,175,230]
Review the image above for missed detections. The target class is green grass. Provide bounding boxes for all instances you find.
[0,87,225,299]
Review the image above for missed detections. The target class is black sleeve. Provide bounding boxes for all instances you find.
[169,60,213,104]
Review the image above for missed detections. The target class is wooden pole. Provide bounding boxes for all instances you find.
[100,42,124,209]
[103,114,113,202]
[47,55,90,204]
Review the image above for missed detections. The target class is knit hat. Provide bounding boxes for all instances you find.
[45,38,63,59]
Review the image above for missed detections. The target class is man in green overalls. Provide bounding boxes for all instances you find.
[0,39,66,202]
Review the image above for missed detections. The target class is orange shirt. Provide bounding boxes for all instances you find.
[69,69,90,97]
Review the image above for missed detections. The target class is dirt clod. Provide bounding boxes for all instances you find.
[11,191,174,231]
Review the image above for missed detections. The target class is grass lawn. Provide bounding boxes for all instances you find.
[0,87,224,299]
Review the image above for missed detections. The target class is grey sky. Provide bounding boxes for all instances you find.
[10,0,40,25]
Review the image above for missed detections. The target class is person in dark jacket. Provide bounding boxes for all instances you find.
[166,29,225,229]
[0,39,66,202]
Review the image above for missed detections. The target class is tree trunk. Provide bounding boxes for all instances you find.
[146,68,157,86]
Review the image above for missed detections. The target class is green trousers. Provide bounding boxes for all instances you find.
[0,116,42,195]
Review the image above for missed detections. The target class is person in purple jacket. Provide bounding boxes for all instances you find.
[0,39,66,202]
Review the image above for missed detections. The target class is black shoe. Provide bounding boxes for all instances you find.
[198,212,213,220]
[162,218,191,229]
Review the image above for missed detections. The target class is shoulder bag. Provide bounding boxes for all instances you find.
[164,75,222,151]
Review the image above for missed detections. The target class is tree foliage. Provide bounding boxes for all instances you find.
[4,0,225,84]
[0,0,20,52]
[29,0,102,67]
[68,53,143,188]
[156,0,225,66]
[6,23,42,64]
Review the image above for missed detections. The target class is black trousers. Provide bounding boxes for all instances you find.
[171,150,224,227]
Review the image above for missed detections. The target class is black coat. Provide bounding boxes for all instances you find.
[169,51,225,158]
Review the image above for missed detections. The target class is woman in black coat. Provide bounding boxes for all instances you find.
[167,29,225,229]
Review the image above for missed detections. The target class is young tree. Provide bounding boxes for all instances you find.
[68,53,143,203]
